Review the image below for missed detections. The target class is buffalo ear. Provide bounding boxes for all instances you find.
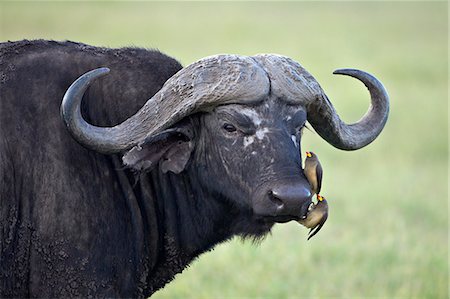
[122,127,194,174]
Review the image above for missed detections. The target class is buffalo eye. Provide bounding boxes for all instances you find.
[222,123,237,133]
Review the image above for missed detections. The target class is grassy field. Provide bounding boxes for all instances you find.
[1,1,448,298]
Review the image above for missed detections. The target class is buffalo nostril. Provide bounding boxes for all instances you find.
[269,185,312,216]
[268,190,285,210]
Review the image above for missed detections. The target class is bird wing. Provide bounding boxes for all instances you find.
[307,217,326,240]
[307,207,328,240]
[316,162,323,194]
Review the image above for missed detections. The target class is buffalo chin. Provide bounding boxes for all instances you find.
[262,215,301,224]
[273,215,300,223]
[236,215,299,243]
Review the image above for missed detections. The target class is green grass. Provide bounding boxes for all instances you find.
[1,1,448,298]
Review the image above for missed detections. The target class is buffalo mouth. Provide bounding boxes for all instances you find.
[258,201,313,224]
[267,215,302,223]
[264,214,306,223]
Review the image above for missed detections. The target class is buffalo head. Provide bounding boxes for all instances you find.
[61,54,388,226]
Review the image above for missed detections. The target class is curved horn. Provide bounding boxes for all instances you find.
[306,69,389,150]
[250,54,389,150]
[61,68,124,153]
[61,55,270,154]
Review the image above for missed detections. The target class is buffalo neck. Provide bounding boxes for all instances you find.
[129,163,236,295]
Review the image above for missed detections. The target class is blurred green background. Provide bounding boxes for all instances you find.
[1,1,447,298]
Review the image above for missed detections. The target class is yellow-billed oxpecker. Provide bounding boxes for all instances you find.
[303,151,323,197]
[298,195,329,240]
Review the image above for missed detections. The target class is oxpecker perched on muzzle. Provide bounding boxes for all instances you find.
[298,195,329,240]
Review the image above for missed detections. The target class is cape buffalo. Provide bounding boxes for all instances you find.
[0,40,389,298]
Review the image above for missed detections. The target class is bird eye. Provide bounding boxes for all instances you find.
[223,123,237,133]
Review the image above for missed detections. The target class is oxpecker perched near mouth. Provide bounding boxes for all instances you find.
[304,151,323,197]
[298,195,329,240]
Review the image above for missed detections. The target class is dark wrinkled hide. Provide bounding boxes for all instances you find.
[0,40,293,298]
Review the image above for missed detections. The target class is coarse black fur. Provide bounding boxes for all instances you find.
[1,40,186,297]
[1,40,294,298]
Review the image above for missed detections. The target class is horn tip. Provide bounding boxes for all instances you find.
[99,67,110,73]
[93,67,110,75]
[332,68,389,97]
[333,68,358,76]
